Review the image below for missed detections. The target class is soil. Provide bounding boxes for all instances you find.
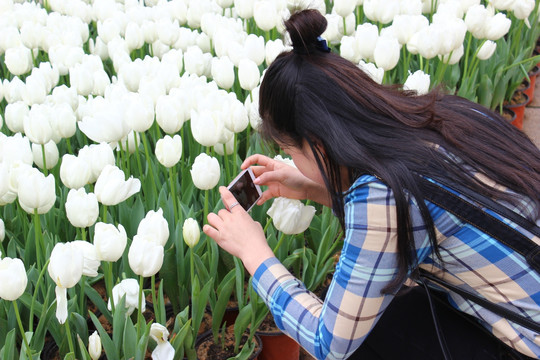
[505,90,528,106]
[518,80,530,92]
[196,325,261,360]
[502,108,516,122]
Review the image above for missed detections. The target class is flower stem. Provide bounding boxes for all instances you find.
[29,258,50,330]
[137,275,144,340]
[134,131,144,177]
[273,232,286,253]
[168,166,179,224]
[141,132,159,200]
[203,190,209,225]
[41,143,48,176]
[106,262,115,313]
[151,275,159,323]
[101,205,108,224]
[79,275,86,316]
[33,210,43,270]
[65,315,76,356]
[13,300,33,360]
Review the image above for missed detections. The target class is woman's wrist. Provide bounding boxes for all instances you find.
[241,246,276,276]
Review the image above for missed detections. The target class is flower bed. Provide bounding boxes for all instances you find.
[0,0,539,359]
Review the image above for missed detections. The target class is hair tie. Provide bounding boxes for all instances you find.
[293,36,331,55]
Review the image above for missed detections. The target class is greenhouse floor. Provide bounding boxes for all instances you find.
[524,79,540,148]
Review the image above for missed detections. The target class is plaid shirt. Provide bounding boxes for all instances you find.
[253,174,540,359]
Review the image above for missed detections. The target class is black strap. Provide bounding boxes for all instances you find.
[416,177,540,333]
[417,178,540,273]
[419,270,540,333]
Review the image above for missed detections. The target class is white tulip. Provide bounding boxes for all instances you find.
[128,235,164,277]
[490,0,515,11]
[238,58,260,91]
[78,98,130,143]
[399,0,423,15]
[118,131,141,155]
[0,162,17,206]
[108,278,145,315]
[267,197,316,235]
[66,188,99,228]
[48,242,84,323]
[512,0,535,23]
[183,218,200,248]
[340,36,360,63]
[51,102,77,140]
[137,208,169,247]
[125,22,144,51]
[123,94,154,134]
[225,98,249,133]
[334,0,357,17]
[476,40,497,60]
[364,0,400,24]
[244,34,265,66]
[69,64,94,97]
[338,12,356,36]
[191,109,224,147]
[407,26,440,59]
[4,101,28,133]
[3,77,25,104]
[78,143,116,184]
[483,13,511,41]
[355,23,379,61]
[5,45,32,76]
[50,85,78,111]
[265,39,287,66]
[24,104,54,145]
[403,70,430,95]
[213,136,235,156]
[465,5,489,39]
[211,56,235,90]
[150,323,175,360]
[97,19,120,44]
[438,44,464,65]
[0,257,27,301]
[184,46,209,76]
[156,95,185,134]
[234,0,254,19]
[190,153,221,190]
[0,219,4,243]
[32,140,59,170]
[88,331,102,360]
[93,222,127,262]
[95,164,141,206]
[358,61,384,84]
[60,154,91,190]
[374,35,400,71]
[392,14,429,45]
[72,240,100,278]
[155,135,182,168]
[17,167,56,215]
[254,1,278,31]
[22,73,48,105]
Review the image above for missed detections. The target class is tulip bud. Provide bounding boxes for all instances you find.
[155,95,185,134]
[483,13,511,41]
[94,165,141,206]
[17,167,56,215]
[60,154,92,190]
[128,235,164,277]
[0,219,4,243]
[211,56,235,90]
[355,22,379,61]
[78,143,115,184]
[190,109,224,147]
[265,39,287,66]
[51,102,77,140]
[476,40,497,61]
[364,0,400,24]
[24,103,54,145]
[108,278,145,315]
[48,242,84,323]
[403,70,430,95]
[244,34,265,66]
[334,0,357,17]
[137,208,169,247]
[190,153,221,190]
[183,218,200,248]
[235,0,254,19]
[72,240,100,278]
[5,45,32,76]
[224,98,249,133]
[238,58,260,91]
[0,257,27,301]
[267,197,316,235]
[155,135,182,168]
[66,188,99,228]
[88,331,102,360]
[373,35,400,71]
[254,1,278,31]
[124,93,155,133]
[32,140,59,170]
[93,222,127,262]
[4,101,29,133]
[125,22,144,51]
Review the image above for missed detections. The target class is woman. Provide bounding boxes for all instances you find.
[203,9,540,360]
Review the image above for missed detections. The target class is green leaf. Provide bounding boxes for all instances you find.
[162,245,181,314]
[122,314,137,360]
[112,295,127,350]
[233,304,252,352]
[76,334,92,360]
[2,328,17,360]
[85,285,113,324]
[477,74,493,108]
[134,321,151,360]
[211,269,236,339]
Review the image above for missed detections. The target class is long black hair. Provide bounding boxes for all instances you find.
[259,9,540,292]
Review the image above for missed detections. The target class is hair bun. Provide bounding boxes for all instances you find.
[285,9,328,52]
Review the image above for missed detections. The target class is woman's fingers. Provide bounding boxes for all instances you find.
[241,154,273,170]
[202,224,219,241]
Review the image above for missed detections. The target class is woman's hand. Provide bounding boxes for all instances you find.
[242,154,331,207]
[203,187,275,275]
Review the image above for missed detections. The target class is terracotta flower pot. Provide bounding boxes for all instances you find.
[526,65,540,106]
[504,91,529,130]
[502,108,517,124]
[256,329,300,360]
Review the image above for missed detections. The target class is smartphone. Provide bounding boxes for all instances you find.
[227,168,262,212]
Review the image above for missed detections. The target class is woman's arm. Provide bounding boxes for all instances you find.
[251,177,408,359]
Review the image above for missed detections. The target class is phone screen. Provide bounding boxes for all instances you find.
[227,168,262,212]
